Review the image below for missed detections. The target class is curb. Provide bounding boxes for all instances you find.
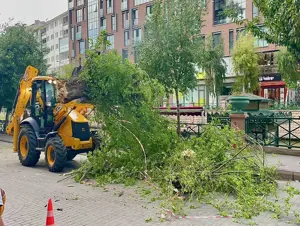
[0,139,12,144]
[277,169,300,181]
[264,146,300,157]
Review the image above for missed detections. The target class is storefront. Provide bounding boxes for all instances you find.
[259,73,287,104]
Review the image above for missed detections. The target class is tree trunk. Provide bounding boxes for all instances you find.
[56,78,88,104]
[4,109,10,130]
[175,88,181,136]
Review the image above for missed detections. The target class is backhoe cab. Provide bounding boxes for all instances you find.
[6,66,100,172]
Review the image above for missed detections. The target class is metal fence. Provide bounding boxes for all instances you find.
[245,115,300,149]
[0,120,6,134]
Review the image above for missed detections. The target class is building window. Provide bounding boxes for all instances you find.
[56,55,59,61]
[146,5,153,17]
[55,21,58,27]
[77,9,83,22]
[133,28,141,45]
[88,0,99,44]
[122,49,128,61]
[55,32,58,38]
[80,41,85,54]
[47,36,49,41]
[252,2,259,18]
[212,32,221,47]
[254,27,268,48]
[124,31,130,46]
[107,0,113,14]
[51,35,54,40]
[77,0,83,6]
[71,27,74,40]
[122,11,129,29]
[236,28,245,40]
[51,45,54,51]
[77,25,82,33]
[51,56,54,62]
[56,44,59,49]
[213,0,226,24]
[100,18,106,31]
[112,15,117,31]
[132,9,138,26]
[135,0,151,6]
[214,0,245,25]
[229,30,234,54]
[107,35,115,49]
[121,0,128,11]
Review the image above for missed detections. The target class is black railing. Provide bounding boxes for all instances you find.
[246,115,300,149]
[180,123,207,138]
[0,120,6,134]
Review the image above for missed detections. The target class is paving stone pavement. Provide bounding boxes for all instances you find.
[1,141,300,226]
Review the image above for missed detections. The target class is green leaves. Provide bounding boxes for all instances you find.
[276,47,300,88]
[138,0,206,95]
[0,23,49,109]
[232,32,259,93]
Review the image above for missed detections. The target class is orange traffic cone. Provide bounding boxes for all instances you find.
[46,199,55,226]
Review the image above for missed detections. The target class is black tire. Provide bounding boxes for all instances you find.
[66,152,77,161]
[17,125,41,167]
[45,136,67,172]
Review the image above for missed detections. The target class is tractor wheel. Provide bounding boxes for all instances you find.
[45,136,67,172]
[17,125,41,167]
[66,152,77,161]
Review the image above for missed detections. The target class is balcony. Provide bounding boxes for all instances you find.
[124,39,130,46]
[133,38,141,46]
[259,64,279,75]
[100,26,107,31]
[133,18,138,26]
[121,1,128,11]
[124,20,130,29]
[68,1,74,9]
[107,7,113,14]
[76,32,82,40]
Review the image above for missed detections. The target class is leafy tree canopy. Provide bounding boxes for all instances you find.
[0,23,49,109]
[232,32,259,93]
[226,0,300,61]
[276,47,300,88]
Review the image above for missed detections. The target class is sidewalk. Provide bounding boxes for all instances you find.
[1,133,299,181]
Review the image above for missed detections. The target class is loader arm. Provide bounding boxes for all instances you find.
[6,66,39,152]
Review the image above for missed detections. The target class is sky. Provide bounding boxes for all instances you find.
[0,0,68,25]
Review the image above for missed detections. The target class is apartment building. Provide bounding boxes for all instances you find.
[68,0,283,106]
[33,12,70,74]
[68,0,152,64]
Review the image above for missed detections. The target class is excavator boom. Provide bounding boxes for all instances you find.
[6,66,39,152]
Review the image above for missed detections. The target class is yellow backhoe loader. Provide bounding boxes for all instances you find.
[6,66,100,172]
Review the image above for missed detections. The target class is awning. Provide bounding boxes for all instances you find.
[260,81,286,87]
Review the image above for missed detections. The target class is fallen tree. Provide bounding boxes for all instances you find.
[59,32,300,224]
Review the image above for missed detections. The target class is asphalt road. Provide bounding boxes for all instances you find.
[0,141,300,226]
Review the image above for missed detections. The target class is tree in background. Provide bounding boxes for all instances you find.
[0,23,49,111]
[226,0,300,62]
[200,36,227,99]
[276,47,300,88]
[57,63,75,80]
[232,32,259,93]
[138,0,207,135]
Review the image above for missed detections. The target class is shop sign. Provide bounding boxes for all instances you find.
[259,74,281,82]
